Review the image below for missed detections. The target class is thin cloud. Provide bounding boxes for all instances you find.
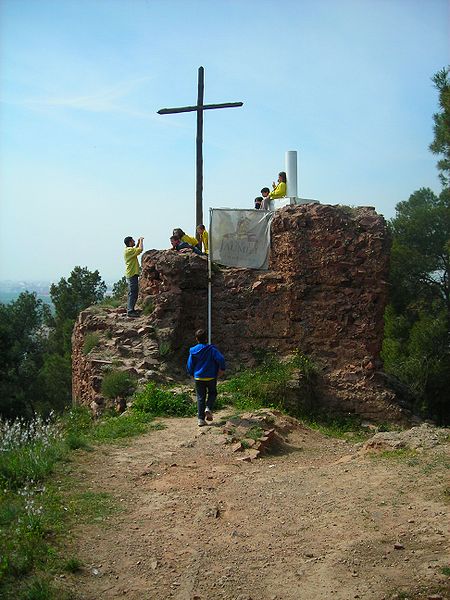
[4,75,167,121]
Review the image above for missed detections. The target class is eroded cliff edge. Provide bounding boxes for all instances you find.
[72,203,413,423]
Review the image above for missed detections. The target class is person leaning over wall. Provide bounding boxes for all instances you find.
[170,235,203,255]
[173,228,199,248]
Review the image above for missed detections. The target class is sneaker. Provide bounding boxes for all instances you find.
[127,310,139,318]
[205,409,213,421]
[198,419,207,427]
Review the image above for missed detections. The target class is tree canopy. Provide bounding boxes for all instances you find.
[0,292,49,419]
[382,66,450,424]
[389,187,449,317]
[0,267,107,420]
[429,66,450,187]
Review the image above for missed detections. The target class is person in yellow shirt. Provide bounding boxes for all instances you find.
[196,224,209,254]
[123,235,144,317]
[269,171,287,199]
[173,228,199,248]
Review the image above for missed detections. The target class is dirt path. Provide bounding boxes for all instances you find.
[63,412,449,600]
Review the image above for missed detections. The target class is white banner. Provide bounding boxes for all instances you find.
[209,209,273,269]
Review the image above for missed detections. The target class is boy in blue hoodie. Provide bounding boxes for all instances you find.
[187,329,226,427]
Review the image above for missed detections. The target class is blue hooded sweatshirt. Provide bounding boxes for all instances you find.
[187,343,226,380]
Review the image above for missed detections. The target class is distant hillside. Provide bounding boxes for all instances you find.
[0,291,53,305]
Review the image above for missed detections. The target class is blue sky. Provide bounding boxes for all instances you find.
[0,0,448,281]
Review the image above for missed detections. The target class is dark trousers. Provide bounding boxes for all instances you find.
[195,379,217,419]
[127,275,139,313]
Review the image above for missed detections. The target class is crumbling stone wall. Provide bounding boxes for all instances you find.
[72,203,412,422]
[140,204,389,368]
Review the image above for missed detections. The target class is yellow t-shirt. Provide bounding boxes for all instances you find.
[269,181,287,199]
[124,247,143,278]
[181,234,199,247]
[201,230,209,254]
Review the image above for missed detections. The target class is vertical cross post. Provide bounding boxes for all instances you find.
[196,66,204,227]
[158,67,243,232]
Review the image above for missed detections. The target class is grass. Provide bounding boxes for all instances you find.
[296,410,373,441]
[62,558,82,573]
[221,351,320,413]
[67,490,121,524]
[82,332,101,355]
[142,299,154,316]
[158,340,171,357]
[99,297,122,309]
[220,356,291,411]
[101,370,137,400]
[220,353,376,441]
[132,382,196,417]
[90,411,158,442]
[0,406,164,599]
[244,426,264,441]
[370,448,419,461]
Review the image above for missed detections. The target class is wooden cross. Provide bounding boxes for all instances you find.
[158,66,243,229]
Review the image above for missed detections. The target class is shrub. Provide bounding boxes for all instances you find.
[158,341,171,357]
[0,415,65,491]
[63,557,82,573]
[222,352,319,412]
[99,297,122,308]
[82,332,101,355]
[291,350,320,381]
[142,299,155,316]
[101,370,137,399]
[221,356,291,410]
[133,383,196,417]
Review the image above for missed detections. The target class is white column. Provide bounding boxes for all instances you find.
[285,150,298,199]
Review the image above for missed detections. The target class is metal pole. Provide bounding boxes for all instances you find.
[208,208,212,344]
[285,150,298,200]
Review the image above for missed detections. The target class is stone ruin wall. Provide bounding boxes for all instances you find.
[72,203,413,423]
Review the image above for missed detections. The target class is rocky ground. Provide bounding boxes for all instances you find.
[61,411,449,600]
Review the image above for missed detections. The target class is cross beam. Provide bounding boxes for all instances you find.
[157,66,243,229]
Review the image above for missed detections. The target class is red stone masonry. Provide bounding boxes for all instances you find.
[140,203,390,370]
[73,204,413,422]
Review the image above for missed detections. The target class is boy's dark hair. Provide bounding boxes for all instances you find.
[195,328,208,344]
[124,236,133,246]
[261,187,270,194]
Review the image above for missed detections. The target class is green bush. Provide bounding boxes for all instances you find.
[99,297,122,308]
[142,299,155,316]
[291,350,320,380]
[158,341,171,357]
[0,416,66,491]
[101,370,137,399]
[221,356,292,410]
[133,383,196,417]
[82,332,101,355]
[63,557,82,573]
[222,352,319,412]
